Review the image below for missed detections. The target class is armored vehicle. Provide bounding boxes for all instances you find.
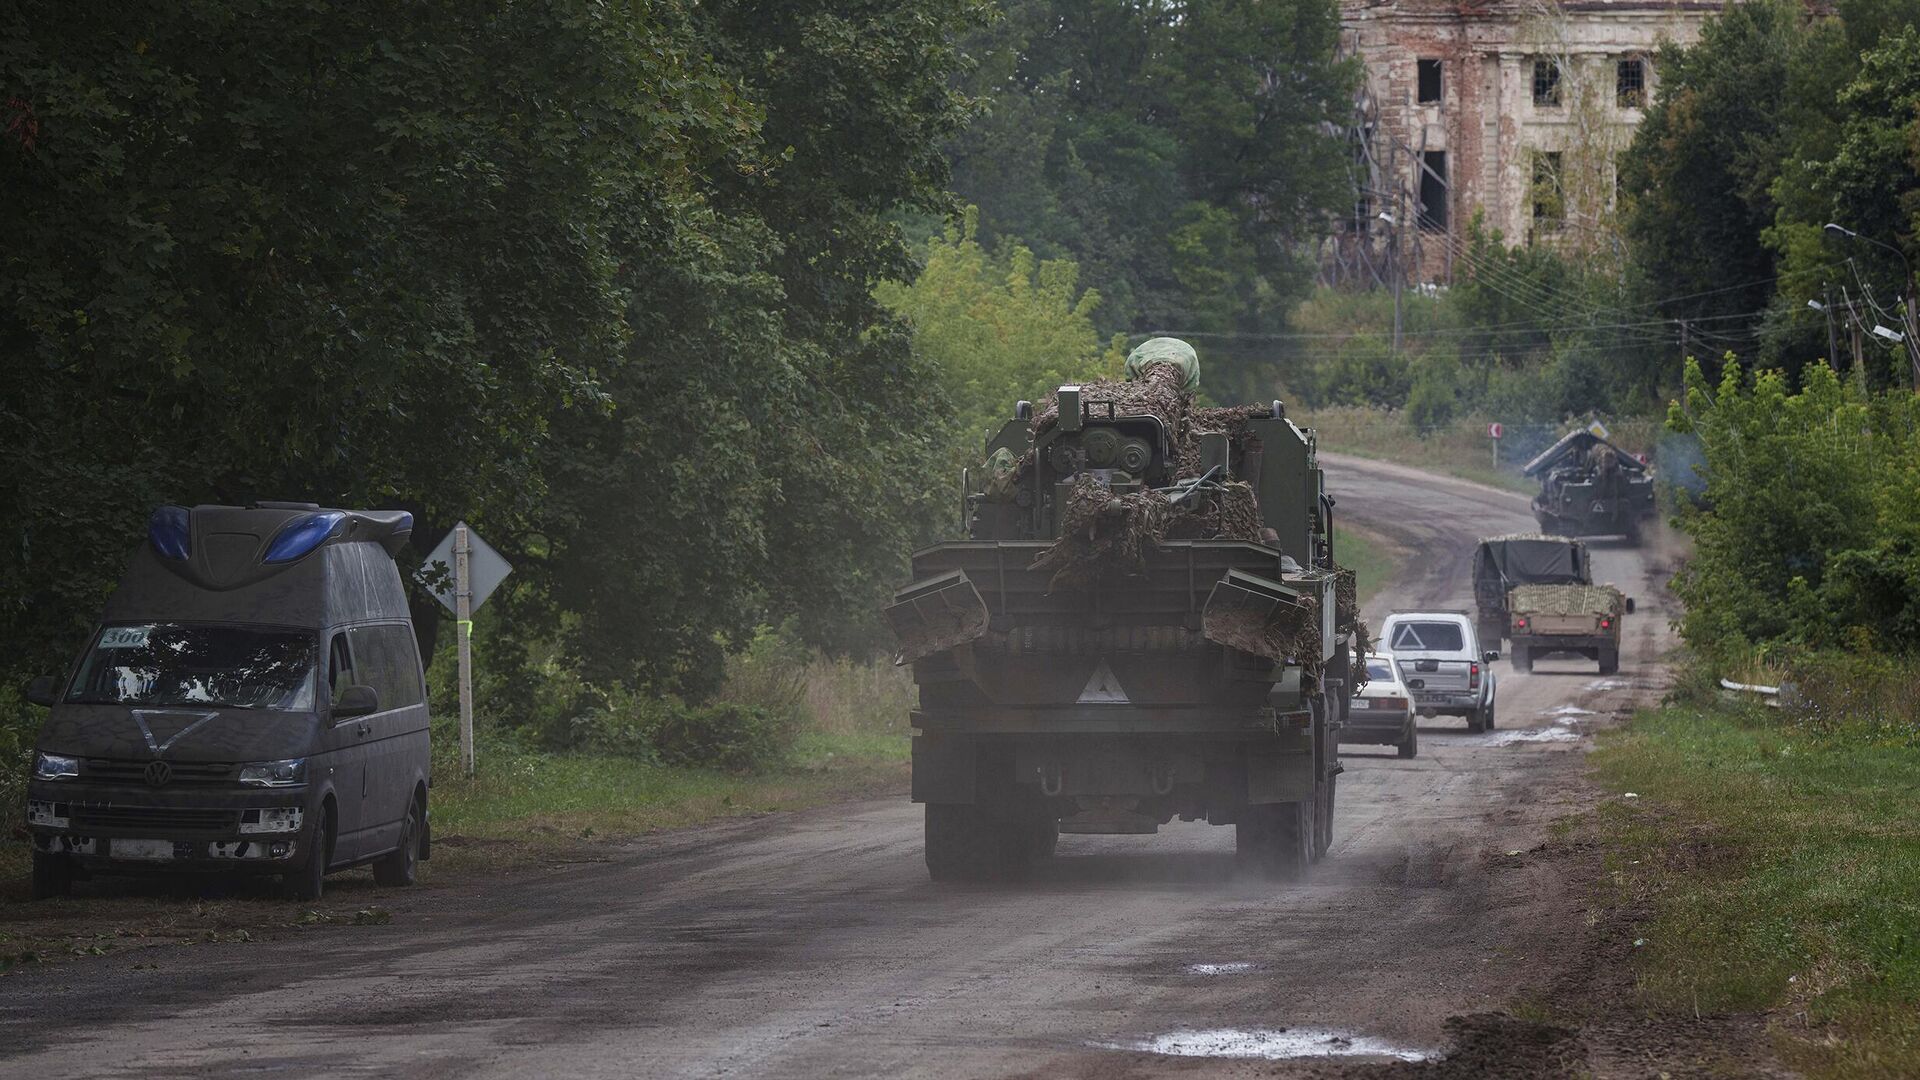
[1523,429,1656,542]
[23,503,432,901]
[886,342,1360,882]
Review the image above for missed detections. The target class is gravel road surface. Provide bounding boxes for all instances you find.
[0,455,1680,1078]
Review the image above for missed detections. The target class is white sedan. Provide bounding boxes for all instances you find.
[1341,653,1418,758]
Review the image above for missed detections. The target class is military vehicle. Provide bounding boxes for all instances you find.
[1471,534,1592,648]
[885,340,1361,882]
[1472,533,1632,674]
[1523,429,1656,542]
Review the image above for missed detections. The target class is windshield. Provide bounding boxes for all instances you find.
[1365,658,1398,682]
[1389,622,1465,652]
[66,623,317,711]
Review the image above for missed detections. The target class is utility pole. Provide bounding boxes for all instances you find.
[1823,286,1839,368]
[455,523,475,778]
[1379,209,1402,357]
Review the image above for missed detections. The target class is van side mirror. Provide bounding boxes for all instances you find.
[1625,597,1637,614]
[25,676,57,707]
[1483,651,1501,663]
[334,684,381,718]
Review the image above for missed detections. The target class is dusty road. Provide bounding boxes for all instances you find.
[0,456,1680,1078]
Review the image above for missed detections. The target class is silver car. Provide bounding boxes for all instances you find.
[1379,611,1499,733]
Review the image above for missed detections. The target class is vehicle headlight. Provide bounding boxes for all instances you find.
[238,758,307,787]
[33,753,79,781]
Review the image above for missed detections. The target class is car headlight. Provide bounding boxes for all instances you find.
[33,753,79,781]
[238,758,307,787]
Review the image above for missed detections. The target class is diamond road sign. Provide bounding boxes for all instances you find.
[420,522,512,614]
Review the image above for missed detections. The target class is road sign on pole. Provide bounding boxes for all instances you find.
[1489,422,1503,469]
[420,523,511,778]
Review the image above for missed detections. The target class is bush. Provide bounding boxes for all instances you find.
[569,686,799,773]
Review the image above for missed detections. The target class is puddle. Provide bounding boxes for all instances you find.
[1482,727,1582,745]
[1586,678,1627,691]
[1185,962,1257,975]
[1546,704,1594,717]
[1102,1027,1431,1062]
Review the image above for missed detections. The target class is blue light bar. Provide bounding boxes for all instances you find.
[264,511,346,564]
[148,505,191,560]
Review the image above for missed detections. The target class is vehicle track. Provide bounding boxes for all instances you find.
[0,455,1678,1079]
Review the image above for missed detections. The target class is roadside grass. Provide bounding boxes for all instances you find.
[1299,406,1661,495]
[1338,520,1403,609]
[1591,703,1920,1078]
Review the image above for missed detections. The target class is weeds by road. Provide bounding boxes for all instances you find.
[1592,699,1920,1078]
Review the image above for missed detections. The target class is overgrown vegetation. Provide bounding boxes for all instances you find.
[1595,692,1920,1077]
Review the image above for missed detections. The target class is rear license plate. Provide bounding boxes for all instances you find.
[113,839,176,861]
[1352,699,1372,709]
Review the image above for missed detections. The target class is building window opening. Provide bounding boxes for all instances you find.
[1616,58,1646,107]
[1418,59,1443,105]
[1532,150,1565,233]
[1418,151,1448,232]
[1532,59,1561,106]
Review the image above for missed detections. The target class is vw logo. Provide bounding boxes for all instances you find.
[144,760,172,788]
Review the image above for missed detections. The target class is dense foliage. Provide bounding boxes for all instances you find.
[0,0,986,743]
[946,0,1356,400]
[1668,358,1920,657]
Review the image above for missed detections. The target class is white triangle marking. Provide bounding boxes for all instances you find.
[1078,659,1130,704]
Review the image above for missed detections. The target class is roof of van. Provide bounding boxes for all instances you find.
[101,503,415,625]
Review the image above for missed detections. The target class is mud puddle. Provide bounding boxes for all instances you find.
[1101,1027,1432,1062]
[1184,961,1257,975]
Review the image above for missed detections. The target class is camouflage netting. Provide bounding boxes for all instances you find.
[1204,591,1324,675]
[1335,566,1372,658]
[1510,583,1624,617]
[1029,360,1189,447]
[1162,479,1262,541]
[1030,473,1172,591]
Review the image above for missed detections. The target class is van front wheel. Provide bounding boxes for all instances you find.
[373,797,423,887]
[285,808,334,902]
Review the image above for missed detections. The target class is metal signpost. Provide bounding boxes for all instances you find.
[421,523,512,778]
[1488,421,1503,470]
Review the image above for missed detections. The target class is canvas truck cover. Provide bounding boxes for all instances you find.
[1124,337,1200,394]
[1474,535,1587,587]
[1509,583,1623,617]
[1521,430,1647,478]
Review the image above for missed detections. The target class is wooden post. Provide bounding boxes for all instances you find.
[455,524,475,778]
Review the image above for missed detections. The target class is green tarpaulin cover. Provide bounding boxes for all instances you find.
[1125,337,1200,394]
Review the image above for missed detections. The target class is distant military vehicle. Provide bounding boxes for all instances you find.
[1472,533,1633,674]
[1523,429,1655,542]
[885,340,1361,882]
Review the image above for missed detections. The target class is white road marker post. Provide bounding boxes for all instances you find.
[1488,421,1503,471]
[455,523,475,778]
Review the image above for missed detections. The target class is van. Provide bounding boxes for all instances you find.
[23,503,432,901]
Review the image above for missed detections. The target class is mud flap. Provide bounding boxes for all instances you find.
[886,570,989,665]
[911,734,977,804]
[1202,570,1313,663]
[1245,751,1314,805]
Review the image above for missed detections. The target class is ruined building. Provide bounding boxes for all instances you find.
[1327,0,1727,285]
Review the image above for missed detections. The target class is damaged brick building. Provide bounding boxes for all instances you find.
[1327,0,1728,285]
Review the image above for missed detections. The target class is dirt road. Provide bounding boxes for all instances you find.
[0,456,1680,1078]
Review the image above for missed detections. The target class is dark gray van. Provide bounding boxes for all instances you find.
[23,503,432,901]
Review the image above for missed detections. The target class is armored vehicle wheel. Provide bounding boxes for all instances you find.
[30,851,72,900]
[1029,812,1060,859]
[1398,724,1418,759]
[1513,647,1533,673]
[1598,648,1619,676]
[925,803,1029,882]
[1236,800,1312,880]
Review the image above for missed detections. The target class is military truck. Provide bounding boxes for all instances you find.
[1508,584,1632,674]
[1523,429,1656,542]
[886,342,1359,882]
[1471,534,1592,648]
[1473,533,1633,673]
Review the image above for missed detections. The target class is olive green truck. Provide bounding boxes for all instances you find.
[885,353,1360,883]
